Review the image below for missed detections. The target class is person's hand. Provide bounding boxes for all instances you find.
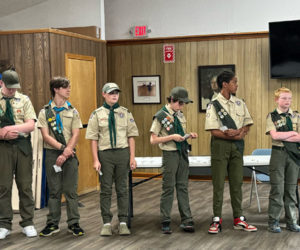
[130,159,137,170]
[93,160,101,172]
[190,132,198,139]
[172,134,185,142]
[224,129,240,137]
[55,154,67,166]
[0,127,9,139]
[63,147,74,158]
[4,130,19,140]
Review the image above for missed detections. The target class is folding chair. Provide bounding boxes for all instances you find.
[249,148,272,212]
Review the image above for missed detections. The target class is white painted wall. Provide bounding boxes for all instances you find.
[0,0,105,39]
[105,0,300,40]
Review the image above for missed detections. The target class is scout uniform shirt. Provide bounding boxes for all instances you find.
[0,91,37,135]
[85,106,139,150]
[150,104,187,151]
[266,108,300,147]
[205,93,253,131]
[37,101,83,149]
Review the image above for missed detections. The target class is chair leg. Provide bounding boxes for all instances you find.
[249,170,254,207]
[252,171,261,213]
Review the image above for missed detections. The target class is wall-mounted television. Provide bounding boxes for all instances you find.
[269,20,300,79]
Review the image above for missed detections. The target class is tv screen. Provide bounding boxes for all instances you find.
[269,20,300,79]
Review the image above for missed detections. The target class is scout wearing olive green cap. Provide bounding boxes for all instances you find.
[1,70,21,88]
[170,87,193,103]
[102,82,121,93]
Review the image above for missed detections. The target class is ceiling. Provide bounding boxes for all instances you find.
[0,0,49,17]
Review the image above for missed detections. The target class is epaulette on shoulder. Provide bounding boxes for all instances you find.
[119,106,129,112]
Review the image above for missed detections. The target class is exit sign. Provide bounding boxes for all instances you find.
[130,25,149,38]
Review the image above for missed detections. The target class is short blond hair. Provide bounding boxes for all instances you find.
[274,87,292,99]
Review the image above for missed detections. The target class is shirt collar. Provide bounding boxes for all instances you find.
[51,100,70,109]
[218,93,235,104]
[165,104,176,116]
[0,90,21,100]
[276,107,293,115]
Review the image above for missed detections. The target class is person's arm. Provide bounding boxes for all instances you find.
[91,140,101,171]
[4,119,35,133]
[128,137,137,170]
[211,125,250,140]
[62,128,80,158]
[270,130,298,141]
[150,133,184,145]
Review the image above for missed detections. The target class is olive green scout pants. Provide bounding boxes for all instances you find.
[45,149,80,226]
[0,141,34,230]
[98,148,130,224]
[211,137,243,218]
[268,147,299,225]
[160,150,192,223]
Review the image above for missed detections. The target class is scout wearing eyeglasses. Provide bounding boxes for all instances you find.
[0,70,37,240]
[266,87,300,233]
[205,70,257,234]
[150,86,198,234]
[38,77,84,237]
[85,82,139,236]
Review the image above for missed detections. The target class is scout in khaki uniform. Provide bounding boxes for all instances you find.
[266,87,300,233]
[205,71,257,234]
[0,70,37,240]
[150,86,198,234]
[86,82,139,236]
[38,77,84,237]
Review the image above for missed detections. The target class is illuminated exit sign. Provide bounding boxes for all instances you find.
[130,25,150,38]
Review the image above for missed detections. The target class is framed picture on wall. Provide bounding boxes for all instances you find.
[132,75,161,104]
[198,64,235,112]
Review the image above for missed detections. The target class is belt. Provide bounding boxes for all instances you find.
[272,145,285,151]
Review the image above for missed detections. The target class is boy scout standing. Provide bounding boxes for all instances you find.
[205,71,257,234]
[150,86,198,234]
[38,77,84,237]
[0,70,37,239]
[266,87,300,233]
[86,82,139,236]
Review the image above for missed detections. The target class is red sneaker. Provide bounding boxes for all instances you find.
[208,217,222,234]
[233,216,257,232]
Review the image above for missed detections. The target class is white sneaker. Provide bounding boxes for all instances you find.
[0,228,11,240]
[22,225,37,237]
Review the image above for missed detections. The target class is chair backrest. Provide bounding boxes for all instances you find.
[251,148,272,156]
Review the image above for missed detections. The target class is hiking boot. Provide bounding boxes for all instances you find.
[208,217,222,234]
[119,223,131,236]
[39,224,60,237]
[161,222,172,234]
[68,223,85,236]
[268,221,281,233]
[286,223,300,232]
[100,224,112,236]
[233,216,257,232]
[180,221,195,233]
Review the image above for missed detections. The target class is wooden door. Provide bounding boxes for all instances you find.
[65,53,98,195]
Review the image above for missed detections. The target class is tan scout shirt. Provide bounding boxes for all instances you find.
[85,106,139,151]
[205,93,253,131]
[150,104,187,151]
[266,108,300,147]
[37,101,83,149]
[0,91,36,137]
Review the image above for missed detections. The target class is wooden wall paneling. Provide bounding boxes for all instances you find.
[7,35,15,62]
[236,39,245,99]
[188,42,199,155]
[13,34,22,85]
[49,33,59,77]
[261,38,271,149]
[0,35,9,59]
[197,41,210,155]
[41,32,51,108]
[33,33,46,110]
[21,34,35,103]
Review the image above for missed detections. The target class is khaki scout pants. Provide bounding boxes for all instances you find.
[0,141,34,230]
[160,150,192,223]
[211,137,243,218]
[45,149,80,226]
[98,148,130,224]
[268,147,299,225]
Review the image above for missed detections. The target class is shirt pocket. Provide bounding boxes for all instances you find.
[62,112,73,129]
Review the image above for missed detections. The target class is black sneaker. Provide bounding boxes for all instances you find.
[161,222,172,234]
[68,223,85,236]
[39,224,60,237]
[180,221,195,233]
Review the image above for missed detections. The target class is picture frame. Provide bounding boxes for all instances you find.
[198,64,235,112]
[132,75,161,104]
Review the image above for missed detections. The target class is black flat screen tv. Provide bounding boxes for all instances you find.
[269,20,300,79]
